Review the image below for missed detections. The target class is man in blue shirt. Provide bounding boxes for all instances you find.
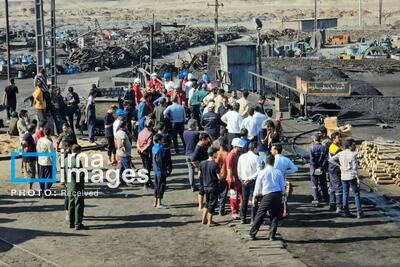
[249,155,286,241]
[183,119,200,191]
[271,144,298,182]
[164,96,186,154]
[309,133,329,206]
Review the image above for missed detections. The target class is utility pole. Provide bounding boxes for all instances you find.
[208,0,224,55]
[314,0,318,35]
[359,0,363,28]
[379,0,383,25]
[50,0,57,88]
[5,0,11,81]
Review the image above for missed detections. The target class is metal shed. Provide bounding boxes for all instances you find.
[293,17,338,32]
[220,42,256,91]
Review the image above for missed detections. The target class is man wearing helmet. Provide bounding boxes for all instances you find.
[147,73,162,92]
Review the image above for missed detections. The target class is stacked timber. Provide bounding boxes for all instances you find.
[358,141,400,185]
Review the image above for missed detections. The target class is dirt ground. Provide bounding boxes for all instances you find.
[2,0,400,31]
[1,118,400,266]
[0,151,267,266]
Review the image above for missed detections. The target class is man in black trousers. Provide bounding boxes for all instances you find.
[249,155,286,241]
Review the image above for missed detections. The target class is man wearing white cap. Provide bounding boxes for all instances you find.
[146,73,162,92]
[226,137,244,219]
[130,78,143,104]
[201,101,220,140]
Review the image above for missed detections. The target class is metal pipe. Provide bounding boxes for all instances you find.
[5,0,11,81]
[379,0,383,25]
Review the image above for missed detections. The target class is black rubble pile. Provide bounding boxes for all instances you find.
[65,27,240,72]
[66,46,135,71]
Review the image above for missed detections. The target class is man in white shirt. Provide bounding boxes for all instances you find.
[237,141,261,224]
[249,155,286,241]
[271,144,298,182]
[113,109,126,137]
[36,127,55,197]
[116,121,132,186]
[221,102,242,150]
[240,107,257,140]
[252,106,267,140]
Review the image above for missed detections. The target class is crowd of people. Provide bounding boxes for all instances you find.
[2,69,364,237]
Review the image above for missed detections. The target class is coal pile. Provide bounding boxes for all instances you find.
[65,27,240,72]
[256,28,309,43]
[263,59,382,96]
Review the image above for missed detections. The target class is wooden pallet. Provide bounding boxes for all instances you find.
[358,141,400,186]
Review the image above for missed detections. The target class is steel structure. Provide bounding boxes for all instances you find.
[4,0,57,87]
[208,0,223,55]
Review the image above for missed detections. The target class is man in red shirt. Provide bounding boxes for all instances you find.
[35,121,46,143]
[147,73,162,92]
[226,138,244,219]
[167,88,186,108]
[131,79,144,104]
[137,118,155,188]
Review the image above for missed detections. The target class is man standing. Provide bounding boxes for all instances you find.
[217,96,230,119]
[137,119,154,188]
[104,105,117,165]
[214,89,225,112]
[152,134,171,209]
[3,78,18,120]
[164,96,186,154]
[188,82,202,126]
[257,95,266,114]
[328,132,343,213]
[226,138,244,219]
[137,93,153,133]
[221,102,242,150]
[116,121,132,186]
[309,133,329,206]
[33,82,47,126]
[154,97,167,131]
[56,123,78,152]
[17,110,29,138]
[66,87,81,132]
[238,142,261,224]
[191,132,212,210]
[201,102,220,140]
[36,128,55,197]
[271,144,298,181]
[216,137,229,216]
[329,139,364,219]
[200,147,221,227]
[183,119,200,191]
[22,124,37,191]
[131,79,144,104]
[147,73,162,92]
[237,91,250,117]
[228,90,239,106]
[249,156,286,241]
[252,106,266,140]
[85,89,97,144]
[240,107,257,140]
[65,144,87,230]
